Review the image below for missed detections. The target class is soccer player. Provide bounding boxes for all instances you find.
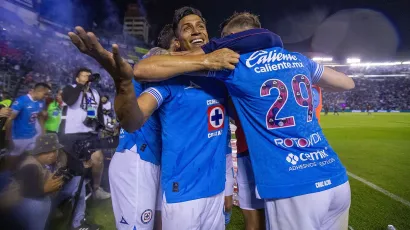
[108,24,176,230]
[366,103,371,115]
[68,7,239,230]
[324,103,329,115]
[206,13,354,230]
[109,80,162,230]
[134,12,355,230]
[6,83,50,156]
[333,103,340,116]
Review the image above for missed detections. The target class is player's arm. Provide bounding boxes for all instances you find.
[114,81,160,133]
[167,29,280,78]
[316,67,355,92]
[5,99,23,142]
[37,103,48,134]
[5,112,17,142]
[62,84,83,106]
[308,60,355,92]
[114,80,144,133]
[133,48,239,82]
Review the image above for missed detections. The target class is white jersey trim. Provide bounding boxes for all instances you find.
[143,88,163,109]
[312,63,324,83]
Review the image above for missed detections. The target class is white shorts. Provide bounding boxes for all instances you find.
[264,181,351,230]
[162,192,225,230]
[225,154,234,196]
[109,146,160,230]
[237,155,264,210]
[156,178,162,211]
[9,138,36,156]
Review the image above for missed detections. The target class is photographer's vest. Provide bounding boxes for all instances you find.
[60,85,100,134]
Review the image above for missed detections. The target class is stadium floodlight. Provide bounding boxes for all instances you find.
[312,57,333,62]
[351,62,401,67]
[402,61,410,65]
[346,58,361,64]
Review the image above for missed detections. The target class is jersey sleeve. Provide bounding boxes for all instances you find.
[201,28,283,54]
[10,97,23,114]
[132,79,143,95]
[306,58,324,84]
[207,69,232,80]
[142,82,171,109]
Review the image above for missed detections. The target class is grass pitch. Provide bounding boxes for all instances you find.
[55,113,410,230]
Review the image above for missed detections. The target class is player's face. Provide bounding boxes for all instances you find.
[34,88,50,100]
[176,15,208,51]
[101,97,107,103]
[76,71,91,85]
[56,90,63,102]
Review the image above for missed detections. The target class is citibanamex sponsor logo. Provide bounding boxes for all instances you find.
[286,153,299,165]
[286,150,328,165]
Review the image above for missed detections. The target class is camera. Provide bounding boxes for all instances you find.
[54,167,75,182]
[83,117,104,131]
[88,73,101,82]
[73,136,119,161]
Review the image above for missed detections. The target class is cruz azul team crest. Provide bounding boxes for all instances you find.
[207,103,225,138]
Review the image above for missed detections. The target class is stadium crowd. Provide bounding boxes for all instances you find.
[322,76,410,111]
[0,11,141,98]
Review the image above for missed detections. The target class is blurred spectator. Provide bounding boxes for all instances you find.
[45,89,63,134]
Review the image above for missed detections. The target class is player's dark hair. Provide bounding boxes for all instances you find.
[34,82,52,90]
[220,12,261,35]
[75,67,92,80]
[157,24,175,50]
[172,6,206,34]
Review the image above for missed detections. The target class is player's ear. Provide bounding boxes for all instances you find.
[171,39,181,52]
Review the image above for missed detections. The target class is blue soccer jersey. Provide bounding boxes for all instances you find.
[116,79,162,165]
[207,46,348,199]
[144,76,229,203]
[11,94,44,139]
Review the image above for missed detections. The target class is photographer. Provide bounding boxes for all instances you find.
[60,68,110,200]
[13,133,99,230]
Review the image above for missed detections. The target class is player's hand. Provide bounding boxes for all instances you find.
[68,26,134,84]
[204,48,240,71]
[0,108,12,118]
[82,159,93,169]
[44,173,64,193]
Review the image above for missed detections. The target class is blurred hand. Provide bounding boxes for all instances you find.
[68,26,134,84]
[44,173,64,193]
[204,48,239,71]
[0,108,12,118]
[83,159,93,169]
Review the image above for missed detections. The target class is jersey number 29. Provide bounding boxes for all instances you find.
[260,74,313,129]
